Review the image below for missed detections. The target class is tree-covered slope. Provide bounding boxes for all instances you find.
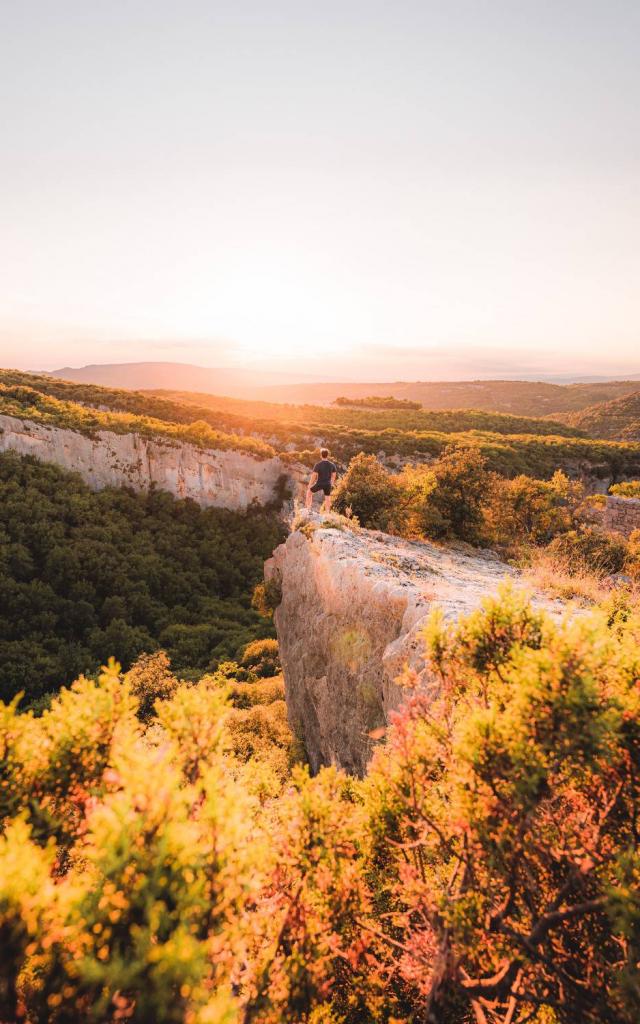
[248,375,640,412]
[5,368,640,482]
[0,452,284,703]
[557,389,640,440]
[0,378,275,458]
[0,368,583,439]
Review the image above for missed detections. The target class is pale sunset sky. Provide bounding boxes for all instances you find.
[1,1,639,379]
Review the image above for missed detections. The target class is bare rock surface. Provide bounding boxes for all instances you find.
[0,414,304,510]
[266,512,562,776]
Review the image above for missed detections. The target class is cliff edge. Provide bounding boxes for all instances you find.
[0,413,305,510]
[266,516,559,775]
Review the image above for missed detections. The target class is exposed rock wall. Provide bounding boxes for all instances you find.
[266,517,560,776]
[0,414,304,510]
[598,496,640,538]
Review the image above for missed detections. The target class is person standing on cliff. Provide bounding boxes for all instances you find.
[305,448,337,512]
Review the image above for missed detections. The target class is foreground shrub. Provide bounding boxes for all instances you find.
[4,594,640,1021]
[0,818,55,1021]
[364,589,640,1023]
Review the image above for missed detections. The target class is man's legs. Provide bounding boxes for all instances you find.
[305,487,313,509]
[323,491,332,512]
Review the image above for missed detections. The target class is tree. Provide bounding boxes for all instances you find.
[332,453,406,531]
[486,470,583,547]
[403,445,491,543]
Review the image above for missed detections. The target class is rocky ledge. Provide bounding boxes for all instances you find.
[0,414,305,511]
[266,514,559,776]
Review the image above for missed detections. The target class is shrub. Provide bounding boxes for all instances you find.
[611,480,640,498]
[486,469,583,546]
[240,638,281,678]
[332,453,406,532]
[0,818,55,1022]
[403,445,492,543]
[363,592,640,1022]
[252,577,282,618]
[3,594,640,1021]
[546,526,628,576]
[125,650,179,720]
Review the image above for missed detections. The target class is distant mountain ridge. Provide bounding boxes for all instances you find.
[49,361,335,395]
[46,362,640,415]
[254,377,640,415]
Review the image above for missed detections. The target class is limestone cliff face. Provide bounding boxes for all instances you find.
[0,414,303,510]
[266,518,558,776]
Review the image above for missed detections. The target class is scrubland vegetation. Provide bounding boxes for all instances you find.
[3,370,640,1022]
[0,453,283,704]
[4,368,640,482]
[611,480,640,498]
[558,389,640,441]
[331,448,640,604]
[0,381,275,459]
[2,589,640,1023]
[226,375,640,414]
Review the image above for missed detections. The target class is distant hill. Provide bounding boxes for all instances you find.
[558,390,640,441]
[47,364,640,415]
[49,361,332,395]
[8,368,640,485]
[255,378,640,415]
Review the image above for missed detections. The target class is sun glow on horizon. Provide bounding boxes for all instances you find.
[1,2,639,378]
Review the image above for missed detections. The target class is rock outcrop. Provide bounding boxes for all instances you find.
[587,495,640,538]
[0,414,304,510]
[266,517,559,776]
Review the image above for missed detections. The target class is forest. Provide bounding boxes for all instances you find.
[0,452,283,705]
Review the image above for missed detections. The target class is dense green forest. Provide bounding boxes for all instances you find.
[0,452,283,703]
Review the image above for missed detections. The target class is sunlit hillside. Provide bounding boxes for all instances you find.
[4,368,640,482]
[557,389,640,441]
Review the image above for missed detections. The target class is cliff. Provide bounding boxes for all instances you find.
[0,413,303,510]
[266,516,559,776]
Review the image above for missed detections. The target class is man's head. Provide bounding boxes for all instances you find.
[321,448,329,459]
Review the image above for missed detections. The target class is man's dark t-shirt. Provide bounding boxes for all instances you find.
[311,459,337,493]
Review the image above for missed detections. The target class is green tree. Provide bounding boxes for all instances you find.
[332,453,406,531]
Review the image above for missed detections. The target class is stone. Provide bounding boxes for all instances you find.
[0,413,306,510]
[266,515,561,776]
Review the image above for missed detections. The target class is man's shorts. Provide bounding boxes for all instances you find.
[310,482,332,496]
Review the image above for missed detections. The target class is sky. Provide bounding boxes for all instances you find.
[1,0,639,380]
